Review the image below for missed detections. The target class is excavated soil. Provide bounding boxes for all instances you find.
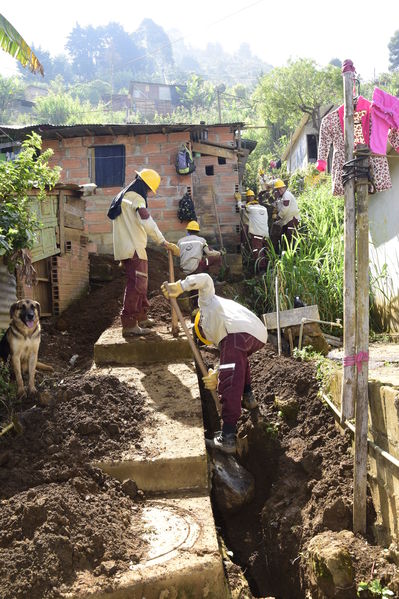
[0,249,172,599]
[2,249,398,598]
[202,345,399,598]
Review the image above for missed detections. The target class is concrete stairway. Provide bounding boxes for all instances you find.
[71,326,227,599]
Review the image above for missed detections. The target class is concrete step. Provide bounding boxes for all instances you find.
[94,326,192,366]
[94,362,208,493]
[69,493,227,599]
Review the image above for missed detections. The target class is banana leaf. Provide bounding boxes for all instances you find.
[0,13,43,75]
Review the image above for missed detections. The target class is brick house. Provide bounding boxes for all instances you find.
[0,123,249,276]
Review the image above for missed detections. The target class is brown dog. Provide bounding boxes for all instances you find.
[0,300,42,398]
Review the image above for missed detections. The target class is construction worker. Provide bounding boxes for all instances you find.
[176,220,222,312]
[161,273,267,455]
[177,221,222,276]
[237,189,270,270]
[273,179,301,245]
[110,168,179,336]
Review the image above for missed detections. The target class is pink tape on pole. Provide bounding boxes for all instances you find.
[342,59,356,74]
[343,351,369,372]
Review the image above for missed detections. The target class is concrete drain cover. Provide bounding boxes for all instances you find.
[139,502,200,566]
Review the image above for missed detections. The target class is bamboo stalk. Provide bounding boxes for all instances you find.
[341,62,357,423]
[168,249,179,338]
[353,146,370,535]
[168,293,221,416]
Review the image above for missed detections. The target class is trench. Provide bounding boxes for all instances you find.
[196,344,383,599]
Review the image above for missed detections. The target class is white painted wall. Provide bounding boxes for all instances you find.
[369,154,399,328]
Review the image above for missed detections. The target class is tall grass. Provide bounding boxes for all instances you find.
[246,181,345,325]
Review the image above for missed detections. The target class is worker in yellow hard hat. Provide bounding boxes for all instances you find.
[176,219,222,310]
[109,168,179,336]
[161,273,267,454]
[272,179,301,246]
[236,189,270,271]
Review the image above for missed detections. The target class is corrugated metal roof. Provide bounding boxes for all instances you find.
[0,122,244,142]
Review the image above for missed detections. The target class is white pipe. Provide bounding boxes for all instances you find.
[320,391,399,471]
[275,276,281,356]
[298,318,342,351]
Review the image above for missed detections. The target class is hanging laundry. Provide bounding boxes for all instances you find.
[370,87,399,155]
[316,101,399,196]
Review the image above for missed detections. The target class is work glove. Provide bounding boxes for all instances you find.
[202,368,218,391]
[234,191,242,202]
[161,280,184,299]
[164,241,180,257]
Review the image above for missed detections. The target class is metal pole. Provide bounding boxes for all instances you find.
[340,60,357,423]
[275,275,281,356]
[353,146,370,535]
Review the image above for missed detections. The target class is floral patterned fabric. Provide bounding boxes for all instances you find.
[318,109,399,196]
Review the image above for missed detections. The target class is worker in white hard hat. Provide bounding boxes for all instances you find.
[236,189,270,270]
[108,168,179,336]
[161,273,267,455]
[273,179,301,245]
[176,220,222,311]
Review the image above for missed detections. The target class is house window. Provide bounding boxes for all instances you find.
[218,157,226,165]
[306,134,318,162]
[205,165,214,176]
[93,145,125,188]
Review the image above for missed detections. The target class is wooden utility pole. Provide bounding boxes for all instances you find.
[341,60,357,423]
[353,146,370,535]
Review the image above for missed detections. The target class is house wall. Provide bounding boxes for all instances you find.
[286,121,317,173]
[42,127,241,267]
[369,155,399,331]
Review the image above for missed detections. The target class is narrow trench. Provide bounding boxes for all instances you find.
[195,360,296,599]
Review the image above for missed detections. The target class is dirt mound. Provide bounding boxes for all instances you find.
[0,371,147,499]
[215,346,397,598]
[0,468,146,599]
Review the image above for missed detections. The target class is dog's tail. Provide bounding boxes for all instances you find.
[36,361,54,372]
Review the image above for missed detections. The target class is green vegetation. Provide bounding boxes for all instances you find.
[0,132,60,268]
[357,579,394,597]
[245,175,344,325]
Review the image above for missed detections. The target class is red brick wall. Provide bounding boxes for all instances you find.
[42,127,241,261]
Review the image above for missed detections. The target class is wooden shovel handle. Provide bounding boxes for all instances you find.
[168,249,179,337]
[169,294,221,415]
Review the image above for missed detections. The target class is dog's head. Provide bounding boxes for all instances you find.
[10,300,41,329]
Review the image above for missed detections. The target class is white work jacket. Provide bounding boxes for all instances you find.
[274,190,300,226]
[238,200,269,237]
[112,191,165,261]
[181,273,268,347]
[178,234,219,274]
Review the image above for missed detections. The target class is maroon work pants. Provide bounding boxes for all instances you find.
[218,332,265,427]
[121,253,150,327]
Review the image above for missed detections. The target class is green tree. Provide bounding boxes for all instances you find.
[0,75,23,121]
[0,132,60,266]
[254,58,342,134]
[33,92,91,124]
[388,30,399,72]
[132,18,174,77]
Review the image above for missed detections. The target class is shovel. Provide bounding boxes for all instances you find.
[164,282,221,416]
[0,414,23,438]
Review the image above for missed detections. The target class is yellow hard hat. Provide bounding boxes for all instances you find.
[274,178,286,189]
[259,169,264,175]
[246,189,255,197]
[194,310,212,346]
[186,220,200,232]
[135,168,161,193]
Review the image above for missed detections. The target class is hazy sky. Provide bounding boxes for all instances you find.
[1,0,398,81]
